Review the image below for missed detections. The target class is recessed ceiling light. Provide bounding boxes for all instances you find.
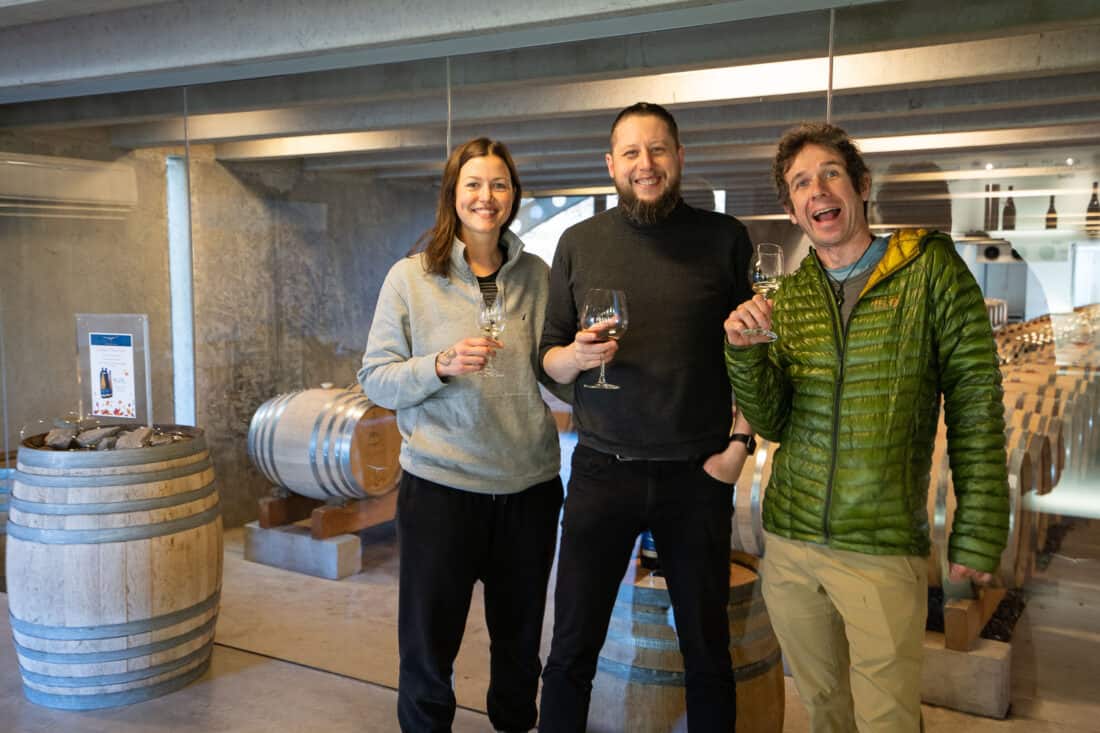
[1066,157,1075,166]
[985,163,995,170]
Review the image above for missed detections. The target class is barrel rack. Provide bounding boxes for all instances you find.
[257,491,397,540]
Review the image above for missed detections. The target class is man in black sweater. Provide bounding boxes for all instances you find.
[537,102,755,732]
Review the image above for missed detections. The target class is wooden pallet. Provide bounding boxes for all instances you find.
[257,491,396,539]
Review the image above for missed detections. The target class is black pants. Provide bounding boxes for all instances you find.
[397,471,564,733]
[538,444,736,732]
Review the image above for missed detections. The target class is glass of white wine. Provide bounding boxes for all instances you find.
[580,288,628,390]
[741,242,783,342]
[476,283,505,377]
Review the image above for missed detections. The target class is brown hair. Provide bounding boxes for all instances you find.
[609,102,681,152]
[415,137,522,278]
[772,122,870,211]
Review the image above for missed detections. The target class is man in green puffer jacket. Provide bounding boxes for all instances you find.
[724,122,1008,733]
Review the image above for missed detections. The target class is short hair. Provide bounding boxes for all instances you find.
[416,137,522,277]
[772,122,870,211]
[609,102,681,151]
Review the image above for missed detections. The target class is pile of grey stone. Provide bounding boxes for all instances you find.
[41,423,188,451]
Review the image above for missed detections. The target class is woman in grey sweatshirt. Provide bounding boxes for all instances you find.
[359,138,562,733]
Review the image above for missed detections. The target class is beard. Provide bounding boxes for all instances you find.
[616,176,681,226]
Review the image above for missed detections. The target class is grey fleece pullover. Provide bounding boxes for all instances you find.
[358,232,560,494]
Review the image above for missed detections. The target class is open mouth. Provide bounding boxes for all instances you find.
[812,207,840,222]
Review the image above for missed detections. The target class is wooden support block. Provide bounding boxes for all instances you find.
[311,490,397,540]
[922,630,1011,718]
[944,586,1007,651]
[258,494,324,528]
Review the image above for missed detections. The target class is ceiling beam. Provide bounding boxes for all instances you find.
[0,0,885,104]
[100,27,1100,153]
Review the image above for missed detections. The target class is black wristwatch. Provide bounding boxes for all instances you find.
[729,433,756,454]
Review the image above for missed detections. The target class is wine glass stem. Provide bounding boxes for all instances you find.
[597,357,607,385]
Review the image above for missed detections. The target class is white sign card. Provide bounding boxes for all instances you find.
[89,332,137,418]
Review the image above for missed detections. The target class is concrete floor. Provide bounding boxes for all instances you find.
[2,473,1099,731]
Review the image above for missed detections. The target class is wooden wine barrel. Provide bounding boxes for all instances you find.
[1004,407,1062,491]
[5,426,222,710]
[248,387,401,501]
[926,428,1026,589]
[588,553,784,733]
[1002,391,1081,477]
[0,462,12,593]
[1003,420,1052,495]
[1002,371,1098,476]
[730,439,775,557]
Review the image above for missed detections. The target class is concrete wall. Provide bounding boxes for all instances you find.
[187,148,435,526]
[0,128,177,461]
[0,131,436,526]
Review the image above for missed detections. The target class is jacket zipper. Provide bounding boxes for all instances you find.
[821,264,852,543]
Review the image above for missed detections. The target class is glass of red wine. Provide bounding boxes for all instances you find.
[580,288,628,390]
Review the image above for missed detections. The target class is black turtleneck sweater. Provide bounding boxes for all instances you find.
[540,201,754,459]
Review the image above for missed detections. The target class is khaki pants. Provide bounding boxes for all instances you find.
[761,532,927,733]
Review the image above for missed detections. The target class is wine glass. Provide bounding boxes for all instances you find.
[476,283,506,377]
[580,288,628,390]
[741,242,783,342]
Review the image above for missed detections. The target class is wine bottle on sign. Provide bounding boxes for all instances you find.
[639,529,660,571]
[1046,195,1058,230]
[1086,180,1100,238]
[1002,186,1016,231]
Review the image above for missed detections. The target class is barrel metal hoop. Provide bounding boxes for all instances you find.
[338,397,373,498]
[10,479,217,517]
[20,655,212,711]
[604,621,774,652]
[264,393,296,489]
[327,391,371,499]
[18,637,214,689]
[9,590,221,641]
[17,431,207,470]
[246,394,271,482]
[13,458,212,490]
[15,614,217,664]
[5,501,221,545]
[309,395,340,498]
[596,646,781,686]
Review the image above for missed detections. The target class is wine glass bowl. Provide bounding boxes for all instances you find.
[581,288,628,390]
[476,285,505,377]
[742,243,783,342]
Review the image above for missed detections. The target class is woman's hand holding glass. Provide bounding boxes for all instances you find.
[434,335,502,378]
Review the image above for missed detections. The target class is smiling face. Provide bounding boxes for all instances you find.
[606,113,684,224]
[454,154,515,244]
[783,143,872,256]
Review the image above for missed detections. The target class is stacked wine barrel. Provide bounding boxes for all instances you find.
[730,302,1100,591]
[247,386,401,501]
[0,453,14,593]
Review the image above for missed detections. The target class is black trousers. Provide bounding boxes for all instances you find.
[538,444,736,732]
[396,471,564,733]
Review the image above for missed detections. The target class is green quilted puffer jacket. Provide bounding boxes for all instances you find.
[726,229,1009,572]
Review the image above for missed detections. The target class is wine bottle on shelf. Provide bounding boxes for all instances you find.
[990,183,998,230]
[1046,195,1058,230]
[1087,180,1100,238]
[990,184,1000,231]
[1002,186,1016,230]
